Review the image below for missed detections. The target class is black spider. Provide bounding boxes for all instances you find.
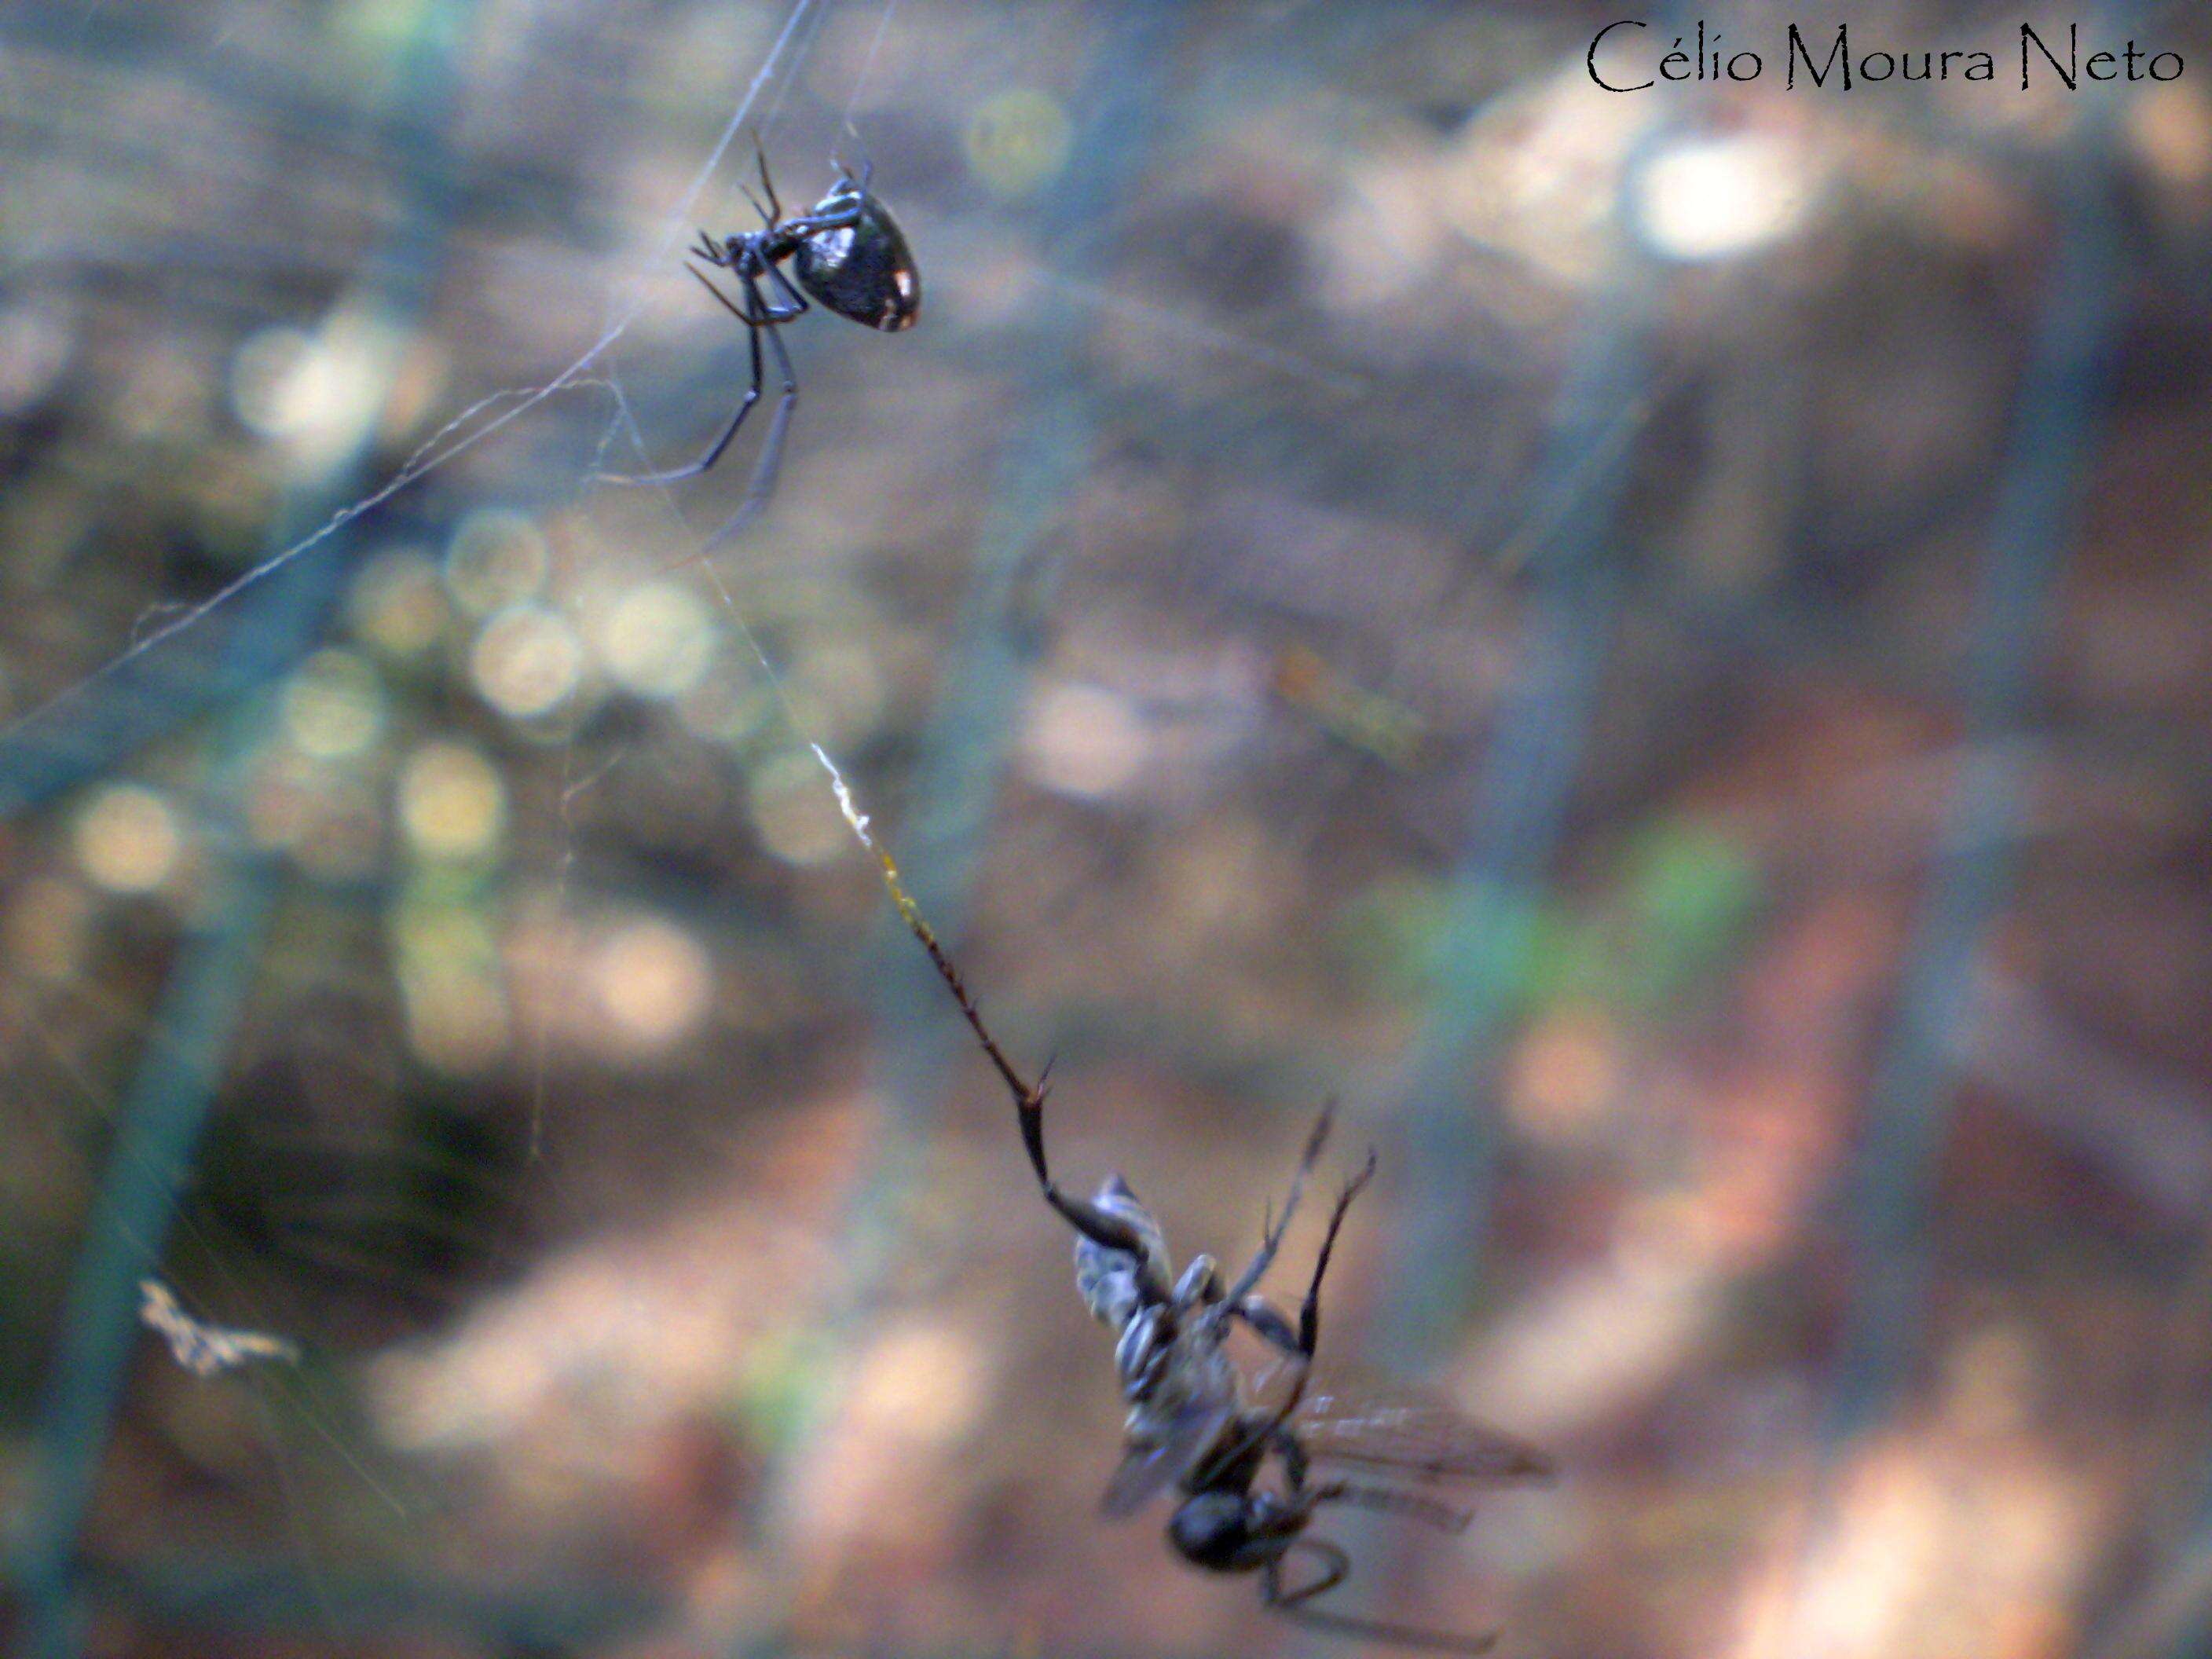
[602,148,919,536]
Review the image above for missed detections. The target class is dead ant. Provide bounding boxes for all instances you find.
[862,821,1553,1652]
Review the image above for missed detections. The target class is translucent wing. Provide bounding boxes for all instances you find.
[1291,1378,1554,1486]
[1101,1397,1236,1518]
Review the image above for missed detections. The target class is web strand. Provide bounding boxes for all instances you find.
[0,0,828,767]
[836,0,905,151]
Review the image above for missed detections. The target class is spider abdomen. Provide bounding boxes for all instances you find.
[794,187,921,331]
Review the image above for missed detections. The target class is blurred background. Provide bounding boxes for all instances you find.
[3,0,2211,1655]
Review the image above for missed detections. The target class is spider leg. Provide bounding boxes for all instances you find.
[780,194,868,239]
[595,242,815,487]
[683,260,778,326]
[594,298,768,486]
[753,135,784,223]
[703,255,808,326]
[1263,1540,1500,1656]
[698,295,800,547]
[760,258,811,322]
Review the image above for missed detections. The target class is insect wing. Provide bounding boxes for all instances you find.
[1101,1398,1235,1518]
[1295,1382,1553,1485]
[139,1280,300,1379]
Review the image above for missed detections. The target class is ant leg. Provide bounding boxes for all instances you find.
[1265,1537,1348,1606]
[1312,1480,1472,1533]
[1220,1104,1336,1310]
[1232,1144,1377,1375]
[829,780,1157,1266]
[595,307,767,485]
[1263,1540,1500,1656]
[1295,1147,1376,1357]
[1214,1147,1383,1475]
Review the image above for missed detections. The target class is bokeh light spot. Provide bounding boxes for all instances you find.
[1635,133,1808,261]
[229,326,316,437]
[592,917,712,1049]
[229,312,392,467]
[599,581,714,698]
[1023,681,1148,798]
[74,785,182,895]
[398,741,506,860]
[747,749,847,866]
[350,548,449,658]
[394,894,507,1075]
[966,89,1071,198]
[472,606,584,720]
[401,962,510,1075]
[282,649,386,760]
[2130,82,2212,189]
[445,510,549,617]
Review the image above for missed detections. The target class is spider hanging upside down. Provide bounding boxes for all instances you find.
[872,867,1555,1653]
[600,148,919,533]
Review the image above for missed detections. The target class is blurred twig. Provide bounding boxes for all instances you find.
[10,6,477,1653]
[1821,101,2128,1455]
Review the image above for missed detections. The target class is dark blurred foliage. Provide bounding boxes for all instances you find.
[3,1,2212,1657]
